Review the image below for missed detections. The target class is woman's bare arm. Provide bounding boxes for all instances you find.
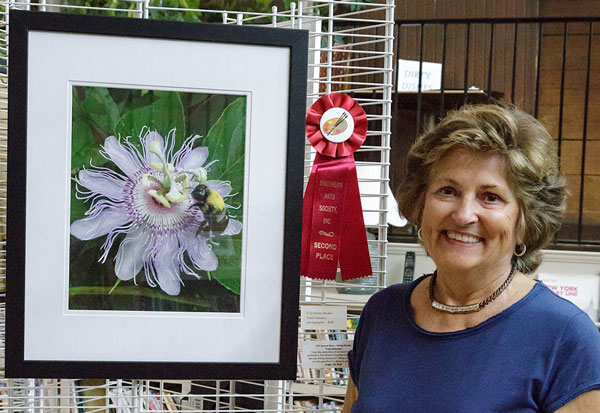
[342,376,358,413]
[555,390,600,412]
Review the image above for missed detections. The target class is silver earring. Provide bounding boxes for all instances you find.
[417,228,423,242]
[515,244,527,257]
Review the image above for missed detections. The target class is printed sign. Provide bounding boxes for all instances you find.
[301,305,348,330]
[300,340,353,369]
[397,59,442,92]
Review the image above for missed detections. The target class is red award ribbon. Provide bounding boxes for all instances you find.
[301,94,372,280]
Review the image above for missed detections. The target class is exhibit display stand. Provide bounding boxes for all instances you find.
[0,0,394,411]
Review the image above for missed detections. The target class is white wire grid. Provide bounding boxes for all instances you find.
[0,0,394,411]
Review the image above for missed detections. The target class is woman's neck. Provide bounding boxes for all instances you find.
[410,267,536,333]
[433,263,514,306]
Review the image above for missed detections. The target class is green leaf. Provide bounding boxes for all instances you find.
[107,87,132,105]
[210,237,242,294]
[72,86,86,118]
[203,97,246,207]
[69,285,212,309]
[71,118,97,171]
[114,90,186,146]
[188,93,212,107]
[187,94,236,139]
[70,183,89,224]
[70,118,107,224]
[201,97,246,295]
[148,0,202,22]
[203,97,246,173]
[81,87,121,138]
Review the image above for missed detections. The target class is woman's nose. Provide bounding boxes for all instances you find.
[451,196,479,226]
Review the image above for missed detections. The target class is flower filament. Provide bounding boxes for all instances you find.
[144,141,213,208]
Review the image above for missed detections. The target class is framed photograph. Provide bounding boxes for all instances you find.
[7,10,307,379]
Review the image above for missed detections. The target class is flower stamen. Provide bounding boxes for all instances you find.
[147,189,171,208]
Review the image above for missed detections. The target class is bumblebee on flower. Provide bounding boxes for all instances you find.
[70,127,242,296]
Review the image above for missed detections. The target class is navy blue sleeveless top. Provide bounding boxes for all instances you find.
[348,277,600,412]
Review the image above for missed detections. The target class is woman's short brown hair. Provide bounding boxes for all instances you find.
[395,104,566,273]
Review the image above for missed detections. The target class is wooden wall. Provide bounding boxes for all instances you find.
[536,22,599,240]
[390,0,600,244]
[535,2,600,240]
[395,0,538,111]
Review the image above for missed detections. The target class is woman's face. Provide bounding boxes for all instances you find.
[420,147,522,275]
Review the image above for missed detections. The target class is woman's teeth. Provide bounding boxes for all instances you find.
[446,230,481,243]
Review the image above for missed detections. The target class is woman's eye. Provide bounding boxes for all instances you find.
[439,187,455,196]
[484,193,501,203]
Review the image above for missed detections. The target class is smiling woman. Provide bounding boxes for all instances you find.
[344,104,600,412]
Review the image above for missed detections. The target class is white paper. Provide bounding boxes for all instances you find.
[300,340,353,369]
[24,30,290,363]
[356,164,407,227]
[301,305,347,330]
[397,59,442,92]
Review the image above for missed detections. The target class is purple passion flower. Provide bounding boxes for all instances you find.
[70,128,242,296]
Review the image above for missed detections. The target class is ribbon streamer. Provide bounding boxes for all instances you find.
[301,94,372,280]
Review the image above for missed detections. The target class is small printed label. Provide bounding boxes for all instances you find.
[301,305,347,330]
[300,340,353,369]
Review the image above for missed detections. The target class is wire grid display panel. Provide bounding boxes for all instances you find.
[0,0,393,411]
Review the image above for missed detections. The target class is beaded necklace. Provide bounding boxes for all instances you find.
[429,264,517,314]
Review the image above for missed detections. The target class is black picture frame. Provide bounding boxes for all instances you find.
[6,10,307,379]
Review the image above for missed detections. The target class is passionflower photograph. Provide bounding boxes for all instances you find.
[69,86,246,313]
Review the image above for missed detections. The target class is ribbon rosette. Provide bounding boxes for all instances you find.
[301,93,372,280]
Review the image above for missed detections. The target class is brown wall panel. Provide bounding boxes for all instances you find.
[395,1,538,112]
[559,139,600,175]
[391,0,600,236]
[396,0,535,20]
[540,0,600,18]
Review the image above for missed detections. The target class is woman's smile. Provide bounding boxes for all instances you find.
[443,230,483,245]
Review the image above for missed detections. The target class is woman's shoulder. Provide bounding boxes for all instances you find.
[365,277,423,304]
[530,282,600,412]
[523,280,599,333]
[530,280,593,316]
[362,276,428,317]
